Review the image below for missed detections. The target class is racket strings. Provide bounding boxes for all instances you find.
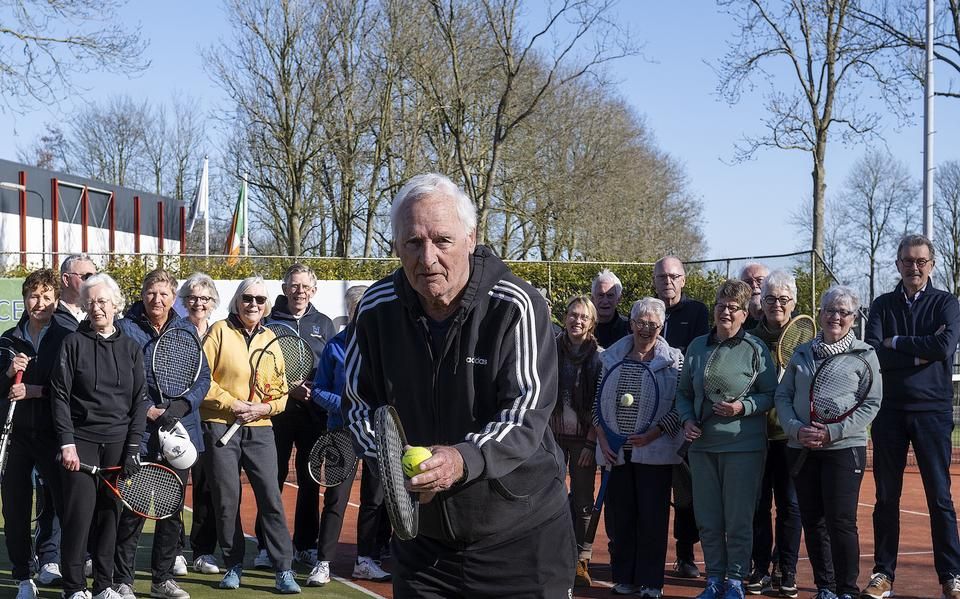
[118,465,184,518]
[154,332,201,396]
[377,410,417,539]
[778,319,815,367]
[810,357,871,421]
[310,429,356,486]
[704,340,759,401]
[274,336,315,384]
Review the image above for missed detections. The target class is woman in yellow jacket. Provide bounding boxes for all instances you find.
[201,276,301,594]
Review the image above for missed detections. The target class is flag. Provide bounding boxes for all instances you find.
[224,177,247,264]
[187,158,209,233]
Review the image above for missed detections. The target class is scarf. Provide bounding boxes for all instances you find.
[552,333,600,439]
[811,329,855,359]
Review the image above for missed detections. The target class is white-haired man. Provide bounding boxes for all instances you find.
[343,172,575,597]
[592,268,631,348]
[740,263,769,330]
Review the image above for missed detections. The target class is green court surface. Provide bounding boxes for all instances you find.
[0,508,380,598]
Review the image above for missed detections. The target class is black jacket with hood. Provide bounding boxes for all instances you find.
[343,245,567,547]
[50,322,147,449]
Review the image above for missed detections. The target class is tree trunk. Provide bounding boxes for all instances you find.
[812,141,828,256]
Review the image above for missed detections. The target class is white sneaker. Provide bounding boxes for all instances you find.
[352,556,390,582]
[306,561,330,587]
[91,589,123,599]
[64,592,91,599]
[294,549,318,567]
[172,555,188,577]
[84,559,93,577]
[149,579,190,599]
[192,554,219,574]
[16,579,38,599]
[37,562,63,585]
[253,549,273,570]
[114,582,136,599]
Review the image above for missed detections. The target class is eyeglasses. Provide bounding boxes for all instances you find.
[86,298,111,311]
[823,307,855,318]
[68,272,95,281]
[566,313,592,322]
[743,276,765,286]
[763,295,794,306]
[186,295,213,305]
[632,319,662,331]
[715,303,744,313]
[898,257,932,268]
[286,284,314,292]
[241,294,267,305]
[654,273,683,282]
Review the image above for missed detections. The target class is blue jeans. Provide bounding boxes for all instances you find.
[871,408,960,583]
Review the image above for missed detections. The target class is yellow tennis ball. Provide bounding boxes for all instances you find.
[620,393,634,407]
[402,446,433,478]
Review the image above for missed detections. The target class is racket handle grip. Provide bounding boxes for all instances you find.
[676,439,692,458]
[77,463,99,475]
[13,370,23,384]
[217,421,241,447]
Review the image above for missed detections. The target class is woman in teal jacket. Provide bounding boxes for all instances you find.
[676,279,778,599]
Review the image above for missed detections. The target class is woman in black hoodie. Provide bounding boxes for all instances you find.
[50,273,147,599]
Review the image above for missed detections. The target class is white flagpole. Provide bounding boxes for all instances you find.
[242,172,249,256]
[202,157,210,257]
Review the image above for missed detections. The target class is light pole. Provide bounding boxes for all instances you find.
[0,181,47,267]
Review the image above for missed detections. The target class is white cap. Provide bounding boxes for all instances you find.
[158,421,198,469]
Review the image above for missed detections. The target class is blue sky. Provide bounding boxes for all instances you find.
[2,1,958,261]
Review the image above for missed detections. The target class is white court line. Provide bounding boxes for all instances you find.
[285,480,361,508]
[858,502,930,517]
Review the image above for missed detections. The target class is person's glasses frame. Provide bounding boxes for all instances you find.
[631,319,662,331]
[241,294,267,305]
[762,295,794,307]
[186,295,213,305]
[897,257,933,269]
[715,302,744,314]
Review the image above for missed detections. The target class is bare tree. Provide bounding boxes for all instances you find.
[16,123,70,170]
[0,0,148,113]
[935,161,960,293]
[837,149,917,303]
[168,95,207,202]
[66,95,150,187]
[789,195,845,273]
[715,0,911,257]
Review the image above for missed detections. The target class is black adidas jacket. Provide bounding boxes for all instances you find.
[344,245,567,546]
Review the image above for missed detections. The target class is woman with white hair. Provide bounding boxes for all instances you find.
[178,272,220,339]
[775,286,881,599]
[200,276,300,594]
[50,273,148,599]
[594,297,684,597]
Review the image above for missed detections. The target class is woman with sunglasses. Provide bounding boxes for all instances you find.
[200,276,301,594]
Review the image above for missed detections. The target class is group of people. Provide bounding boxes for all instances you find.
[1,257,391,599]
[3,170,960,599]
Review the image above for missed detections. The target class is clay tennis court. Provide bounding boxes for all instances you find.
[236,450,951,599]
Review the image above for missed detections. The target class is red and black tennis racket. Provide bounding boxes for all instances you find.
[0,339,26,480]
[80,461,184,520]
[308,427,358,487]
[677,336,762,457]
[789,352,872,477]
[584,358,660,545]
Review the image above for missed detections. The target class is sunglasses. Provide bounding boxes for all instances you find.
[68,272,95,281]
[241,294,267,305]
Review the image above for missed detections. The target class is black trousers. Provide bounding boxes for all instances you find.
[790,446,864,596]
[59,439,125,595]
[673,461,700,559]
[608,462,673,589]
[392,507,576,598]
[317,457,386,561]
[752,440,802,575]
[1,430,63,581]
[114,459,188,584]
[255,410,321,551]
[189,457,219,556]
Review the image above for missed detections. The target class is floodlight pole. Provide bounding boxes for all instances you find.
[923,0,935,241]
[0,181,46,267]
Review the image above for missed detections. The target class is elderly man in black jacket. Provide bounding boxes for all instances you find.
[343,172,574,598]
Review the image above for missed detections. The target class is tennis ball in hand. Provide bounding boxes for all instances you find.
[620,393,634,407]
[402,446,433,478]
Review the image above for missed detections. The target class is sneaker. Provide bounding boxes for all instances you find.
[114,583,136,599]
[294,549,318,567]
[91,590,123,599]
[575,559,592,587]
[943,575,960,599]
[352,556,391,582]
[839,595,857,599]
[172,555,188,577]
[17,579,38,599]
[638,587,664,598]
[724,580,745,599]
[219,565,242,590]
[861,573,893,599]
[253,549,273,570]
[306,561,330,587]
[770,564,782,593]
[84,560,93,578]
[611,583,635,595]
[274,570,301,595]
[746,569,770,595]
[64,592,91,599]
[814,590,838,599]
[38,563,63,586]
[674,558,701,579]
[149,580,189,599]
[697,578,726,599]
[779,572,798,598]
[192,554,219,575]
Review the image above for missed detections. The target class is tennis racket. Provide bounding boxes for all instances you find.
[584,358,660,545]
[216,343,281,447]
[265,322,297,337]
[0,339,26,480]
[374,405,418,540]
[308,427,358,487]
[789,352,873,477]
[776,315,816,370]
[677,336,762,457]
[79,461,184,520]
[152,327,203,408]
